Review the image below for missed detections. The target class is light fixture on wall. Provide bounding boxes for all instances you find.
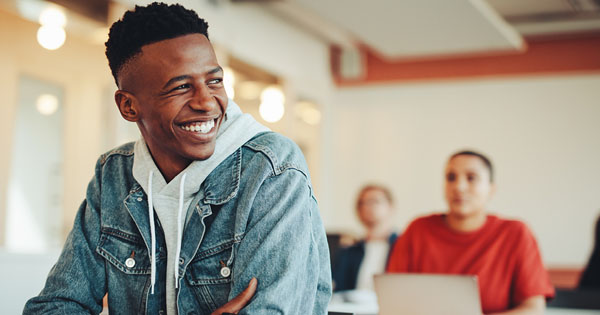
[259,86,285,123]
[36,93,59,115]
[223,67,236,99]
[37,6,67,50]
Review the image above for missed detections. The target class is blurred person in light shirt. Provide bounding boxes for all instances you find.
[331,184,398,303]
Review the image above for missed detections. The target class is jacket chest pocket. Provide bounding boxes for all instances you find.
[96,228,151,275]
[186,240,236,312]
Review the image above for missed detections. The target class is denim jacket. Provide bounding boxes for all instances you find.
[24,132,332,314]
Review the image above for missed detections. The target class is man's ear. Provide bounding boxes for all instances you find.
[115,90,139,122]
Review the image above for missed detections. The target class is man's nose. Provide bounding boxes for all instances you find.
[454,177,468,192]
[188,85,216,111]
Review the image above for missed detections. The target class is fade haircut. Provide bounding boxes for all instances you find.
[105,2,210,86]
[449,150,494,183]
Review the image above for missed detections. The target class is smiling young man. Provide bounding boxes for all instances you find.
[387,151,554,315]
[24,3,331,314]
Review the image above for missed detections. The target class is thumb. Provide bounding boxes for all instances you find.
[211,277,258,315]
[230,277,258,307]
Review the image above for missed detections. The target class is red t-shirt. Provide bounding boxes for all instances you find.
[387,214,555,313]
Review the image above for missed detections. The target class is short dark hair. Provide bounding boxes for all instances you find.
[356,184,394,209]
[105,2,210,86]
[449,150,494,182]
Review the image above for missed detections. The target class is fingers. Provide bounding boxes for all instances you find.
[210,278,258,315]
[230,277,258,305]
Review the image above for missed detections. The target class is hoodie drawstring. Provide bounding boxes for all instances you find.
[147,171,187,292]
[174,173,187,289]
[148,170,156,294]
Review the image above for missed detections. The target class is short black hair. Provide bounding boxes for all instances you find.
[449,150,494,182]
[105,2,209,86]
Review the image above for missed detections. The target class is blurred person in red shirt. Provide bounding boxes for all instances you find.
[387,150,554,315]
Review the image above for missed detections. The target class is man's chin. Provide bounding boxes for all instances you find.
[185,145,216,161]
[449,208,483,220]
[192,152,215,161]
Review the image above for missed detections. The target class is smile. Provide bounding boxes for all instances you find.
[178,119,215,134]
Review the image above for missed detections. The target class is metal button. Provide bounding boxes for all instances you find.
[220,266,231,278]
[137,197,143,202]
[179,258,184,265]
[125,257,136,268]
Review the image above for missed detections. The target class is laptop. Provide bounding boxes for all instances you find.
[374,273,482,315]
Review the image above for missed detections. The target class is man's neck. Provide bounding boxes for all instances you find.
[157,164,187,183]
[365,222,392,241]
[145,145,190,183]
[446,211,487,233]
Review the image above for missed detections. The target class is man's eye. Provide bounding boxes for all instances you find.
[467,174,477,182]
[208,78,223,85]
[446,173,456,182]
[173,84,191,91]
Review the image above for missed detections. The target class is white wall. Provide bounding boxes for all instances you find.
[325,74,600,266]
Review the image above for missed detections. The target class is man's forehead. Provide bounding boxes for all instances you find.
[447,155,487,170]
[118,34,217,88]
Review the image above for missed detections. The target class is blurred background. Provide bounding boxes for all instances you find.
[0,0,599,311]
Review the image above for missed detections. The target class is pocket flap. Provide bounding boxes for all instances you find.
[187,240,236,285]
[96,227,151,275]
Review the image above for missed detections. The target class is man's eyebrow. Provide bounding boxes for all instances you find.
[162,75,192,90]
[160,67,223,90]
[207,66,223,75]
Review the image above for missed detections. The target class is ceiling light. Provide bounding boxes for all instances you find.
[37,25,66,50]
[39,6,66,27]
[36,5,67,50]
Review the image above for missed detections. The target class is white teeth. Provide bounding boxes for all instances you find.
[180,120,214,134]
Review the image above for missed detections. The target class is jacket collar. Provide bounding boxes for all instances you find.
[199,146,242,206]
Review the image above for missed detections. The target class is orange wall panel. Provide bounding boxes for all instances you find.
[332,33,600,85]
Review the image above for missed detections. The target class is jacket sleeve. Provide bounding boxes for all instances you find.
[230,168,332,315]
[23,159,107,314]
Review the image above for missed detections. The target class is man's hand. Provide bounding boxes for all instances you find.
[210,278,258,315]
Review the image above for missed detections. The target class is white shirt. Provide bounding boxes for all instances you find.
[355,240,389,291]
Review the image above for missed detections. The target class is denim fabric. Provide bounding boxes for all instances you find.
[23,132,332,314]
